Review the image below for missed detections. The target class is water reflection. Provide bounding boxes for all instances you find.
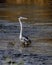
[0,5,52,22]
[0,20,52,54]
[0,3,52,65]
[0,20,52,39]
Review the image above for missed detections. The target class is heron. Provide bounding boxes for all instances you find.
[18,16,31,47]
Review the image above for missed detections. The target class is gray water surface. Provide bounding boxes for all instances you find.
[0,20,52,53]
[0,19,52,65]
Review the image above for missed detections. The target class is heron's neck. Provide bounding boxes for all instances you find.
[19,19,22,38]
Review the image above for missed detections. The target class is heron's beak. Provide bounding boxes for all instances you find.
[23,17,27,19]
[18,17,28,20]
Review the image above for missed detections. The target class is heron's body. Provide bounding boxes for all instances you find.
[18,17,31,47]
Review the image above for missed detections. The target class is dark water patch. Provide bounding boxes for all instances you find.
[0,50,52,65]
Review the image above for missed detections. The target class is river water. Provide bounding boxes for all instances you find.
[0,4,52,65]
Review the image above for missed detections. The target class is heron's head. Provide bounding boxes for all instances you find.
[18,16,27,20]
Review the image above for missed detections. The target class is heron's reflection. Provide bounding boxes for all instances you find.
[7,61,16,65]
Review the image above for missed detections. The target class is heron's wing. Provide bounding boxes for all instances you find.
[23,36,31,43]
[22,36,28,41]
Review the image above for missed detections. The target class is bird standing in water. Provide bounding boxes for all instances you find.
[18,16,31,47]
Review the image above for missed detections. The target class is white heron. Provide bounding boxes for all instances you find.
[18,16,31,47]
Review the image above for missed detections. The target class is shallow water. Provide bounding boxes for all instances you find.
[0,4,52,65]
[0,20,52,65]
[0,20,52,53]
